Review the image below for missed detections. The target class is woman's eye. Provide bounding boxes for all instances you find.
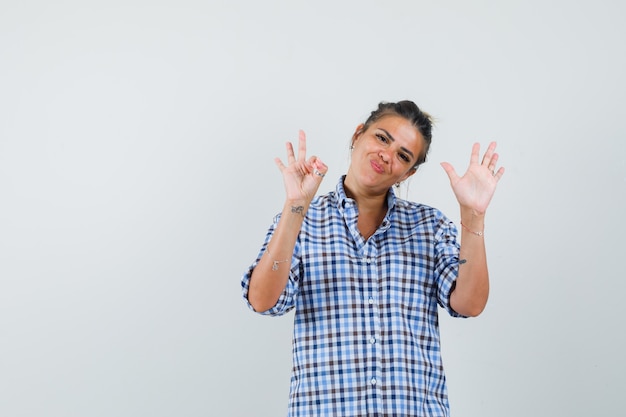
[376,134,389,143]
[399,153,410,163]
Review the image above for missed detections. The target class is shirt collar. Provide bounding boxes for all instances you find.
[334,175,397,212]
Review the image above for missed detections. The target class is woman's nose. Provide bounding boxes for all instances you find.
[379,150,390,163]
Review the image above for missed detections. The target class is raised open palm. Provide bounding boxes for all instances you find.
[440,142,504,215]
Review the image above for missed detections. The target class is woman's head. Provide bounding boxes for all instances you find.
[356,100,433,169]
[345,100,434,195]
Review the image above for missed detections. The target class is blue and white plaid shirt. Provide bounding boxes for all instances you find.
[242,176,465,417]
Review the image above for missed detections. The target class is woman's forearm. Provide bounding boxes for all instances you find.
[450,210,490,317]
[247,199,308,312]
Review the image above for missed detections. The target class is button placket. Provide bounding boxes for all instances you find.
[362,241,382,412]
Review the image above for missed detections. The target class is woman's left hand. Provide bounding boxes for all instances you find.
[440,142,505,216]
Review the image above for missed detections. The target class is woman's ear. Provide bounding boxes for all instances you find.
[400,167,418,182]
[351,123,365,148]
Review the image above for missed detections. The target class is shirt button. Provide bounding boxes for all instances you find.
[365,257,371,264]
[370,337,376,344]
[368,297,374,305]
[371,378,377,386]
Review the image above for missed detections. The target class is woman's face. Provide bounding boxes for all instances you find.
[348,114,425,194]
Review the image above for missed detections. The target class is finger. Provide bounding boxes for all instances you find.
[469,142,480,165]
[481,141,497,166]
[297,130,307,162]
[487,152,499,173]
[285,141,296,164]
[493,166,505,180]
[440,162,460,183]
[274,157,286,172]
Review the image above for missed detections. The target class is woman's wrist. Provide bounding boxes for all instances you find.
[460,221,484,237]
[285,198,310,216]
[459,207,485,234]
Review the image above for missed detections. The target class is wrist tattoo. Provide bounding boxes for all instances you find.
[291,205,305,216]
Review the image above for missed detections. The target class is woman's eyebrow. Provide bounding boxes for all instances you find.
[378,128,415,160]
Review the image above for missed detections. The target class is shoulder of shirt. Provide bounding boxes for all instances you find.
[305,188,451,226]
[309,189,336,207]
[309,191,448,216]
[393,196,446,217]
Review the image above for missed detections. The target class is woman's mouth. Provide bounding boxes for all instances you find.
[370,160,385,174]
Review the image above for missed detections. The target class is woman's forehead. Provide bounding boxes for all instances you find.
[371,115,423,139]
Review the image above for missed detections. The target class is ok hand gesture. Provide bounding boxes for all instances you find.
[275,130,328,204]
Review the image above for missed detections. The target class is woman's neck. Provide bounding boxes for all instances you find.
[343,181,388,239]
[343,176,389,216]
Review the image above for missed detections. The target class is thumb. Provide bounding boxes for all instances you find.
[440,162,459,183]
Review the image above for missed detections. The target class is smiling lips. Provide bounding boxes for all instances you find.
[370,159,385,174]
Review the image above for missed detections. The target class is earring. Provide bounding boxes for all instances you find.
[394,182,401,188]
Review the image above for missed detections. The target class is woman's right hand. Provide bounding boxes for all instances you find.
[274,130,328,204]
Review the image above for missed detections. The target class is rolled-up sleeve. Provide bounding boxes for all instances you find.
[241,214,301,316]
[433,217,467,318]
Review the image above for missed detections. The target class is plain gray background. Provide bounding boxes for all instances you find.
[1,1,624,416]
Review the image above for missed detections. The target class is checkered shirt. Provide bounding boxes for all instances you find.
[242,176,464,417]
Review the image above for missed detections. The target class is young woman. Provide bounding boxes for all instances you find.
[242,100,504,416]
